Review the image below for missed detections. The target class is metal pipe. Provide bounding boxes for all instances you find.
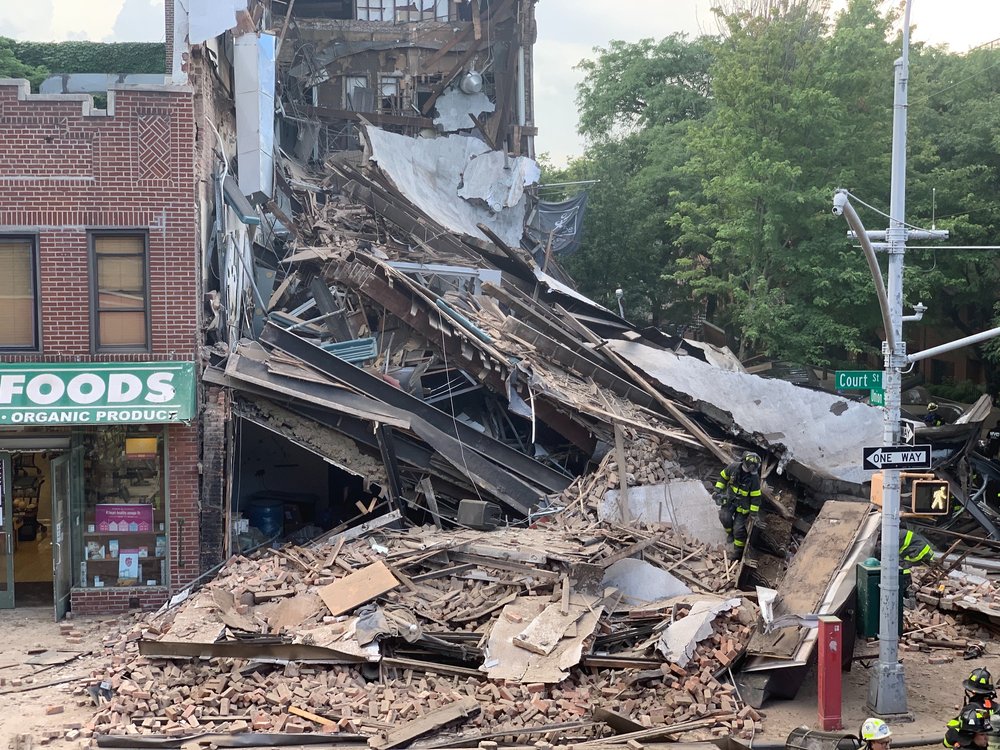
[833,192,896,353]
[907,325,1000,363]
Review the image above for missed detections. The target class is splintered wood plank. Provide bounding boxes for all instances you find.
[289,705,336,727]
[513,600,585,656]
[317,560,399,616]
[369,697,480,750]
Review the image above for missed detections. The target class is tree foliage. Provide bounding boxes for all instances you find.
[7,39,165,76]
[567,0,1000,386]
[0,38,48,89]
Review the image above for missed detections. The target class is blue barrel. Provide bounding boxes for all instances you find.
[247,499,284,539]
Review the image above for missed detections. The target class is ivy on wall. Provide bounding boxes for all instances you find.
[6,39,165,76]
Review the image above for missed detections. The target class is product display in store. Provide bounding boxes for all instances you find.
[77,427,168,588]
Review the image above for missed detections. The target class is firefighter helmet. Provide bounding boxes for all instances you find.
[963,667,995,695]
[957,705,993,735]
[741,451,761,473]
[860,718,892,743]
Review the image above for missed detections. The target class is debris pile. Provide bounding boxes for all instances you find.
[79,508,763,742]
[901,568,999,655]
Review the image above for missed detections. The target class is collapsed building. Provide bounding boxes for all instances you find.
[5,0,1000,744]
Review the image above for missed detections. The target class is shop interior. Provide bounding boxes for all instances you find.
[233,419,384,552]
[78,429,167,590]
[1,427,170,608]
[11,451,56,606]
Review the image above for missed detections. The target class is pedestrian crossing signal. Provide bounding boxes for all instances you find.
[911,479,950,515]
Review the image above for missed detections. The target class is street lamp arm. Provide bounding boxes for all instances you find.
[907,325,1000,363]
[833,190,897,353]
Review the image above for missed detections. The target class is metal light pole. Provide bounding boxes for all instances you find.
[835,0,1000,716]
[865,0,915,715]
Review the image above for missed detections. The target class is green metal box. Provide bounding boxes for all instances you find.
[855,559,906,638]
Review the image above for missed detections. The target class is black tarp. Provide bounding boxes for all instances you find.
[525,192,589,257]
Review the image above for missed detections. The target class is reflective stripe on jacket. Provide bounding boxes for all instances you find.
[715,462,762,513]
[899,528,934,564]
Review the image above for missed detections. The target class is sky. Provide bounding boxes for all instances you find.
[1,0,998,164]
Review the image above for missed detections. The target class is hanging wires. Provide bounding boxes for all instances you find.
[841,189,941,235]
[438,307,488,506]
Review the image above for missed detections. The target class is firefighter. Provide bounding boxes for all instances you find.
[965,667,998,709]
[860,717,893,750]
[925,402,945,427]
[963,669,999,750]
[898,525,935,574]
[714,451,762,559]
[945,705,994,749]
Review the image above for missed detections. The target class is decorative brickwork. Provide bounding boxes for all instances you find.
[0,81,202,616]
[137,113,172,182]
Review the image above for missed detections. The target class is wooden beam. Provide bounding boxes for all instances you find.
[305,105,434,129]
[614,423,630,522]
[369,697,480,750]
[554,304,732,466]
[421,40,484,115]
[468,111,496,149]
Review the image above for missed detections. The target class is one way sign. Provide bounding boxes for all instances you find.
[862,444,932,471]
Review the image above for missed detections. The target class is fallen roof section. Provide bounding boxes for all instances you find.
[364,125,537,248]
[606,340,883,490]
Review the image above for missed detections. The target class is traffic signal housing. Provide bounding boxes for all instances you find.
[869,472,951,516]
[911,479,950,515]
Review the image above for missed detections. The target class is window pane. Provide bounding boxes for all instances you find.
[78,427,167,588]
[0,239,36,348]
[94,235,147,349]
[99,311,147,347]
[98,256,144,296]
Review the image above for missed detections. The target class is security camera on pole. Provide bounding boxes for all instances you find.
[833,0,1000,717]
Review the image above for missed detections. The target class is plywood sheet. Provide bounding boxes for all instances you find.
[482,594,602,683]
[317,560,399,616]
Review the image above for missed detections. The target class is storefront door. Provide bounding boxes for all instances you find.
[0,454,13,608]
[50,448,82,620]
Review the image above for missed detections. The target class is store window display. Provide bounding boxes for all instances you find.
[76,427,167,589]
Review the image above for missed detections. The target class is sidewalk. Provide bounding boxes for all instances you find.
[756,644,979,744]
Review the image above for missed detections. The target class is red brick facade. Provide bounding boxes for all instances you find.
[0,80,201,614]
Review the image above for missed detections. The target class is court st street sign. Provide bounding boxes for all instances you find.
[0,362,196,425]
[862,444,931,471]
[835,370,883,390]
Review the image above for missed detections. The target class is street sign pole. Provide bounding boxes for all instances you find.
[835,0,1000,718]
[867,0,912,715]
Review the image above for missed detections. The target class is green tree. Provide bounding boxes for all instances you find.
[563,35,715,324]
[0,37,47,89]
[671,0,897,364]
[903,43,1000,393]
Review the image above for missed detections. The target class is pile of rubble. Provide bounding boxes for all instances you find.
[76,448,766,742]
[901,568,1000,656]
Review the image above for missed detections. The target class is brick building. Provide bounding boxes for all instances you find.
[0,79,201,616]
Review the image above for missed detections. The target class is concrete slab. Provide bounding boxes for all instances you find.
[364,126,532,248]
[607,340,883,489]
[599,479,728,548]
[457,149,540,213]
[433,87,495,132]
[601,557,691,605]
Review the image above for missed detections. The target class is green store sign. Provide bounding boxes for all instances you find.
[0,362,196,425]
